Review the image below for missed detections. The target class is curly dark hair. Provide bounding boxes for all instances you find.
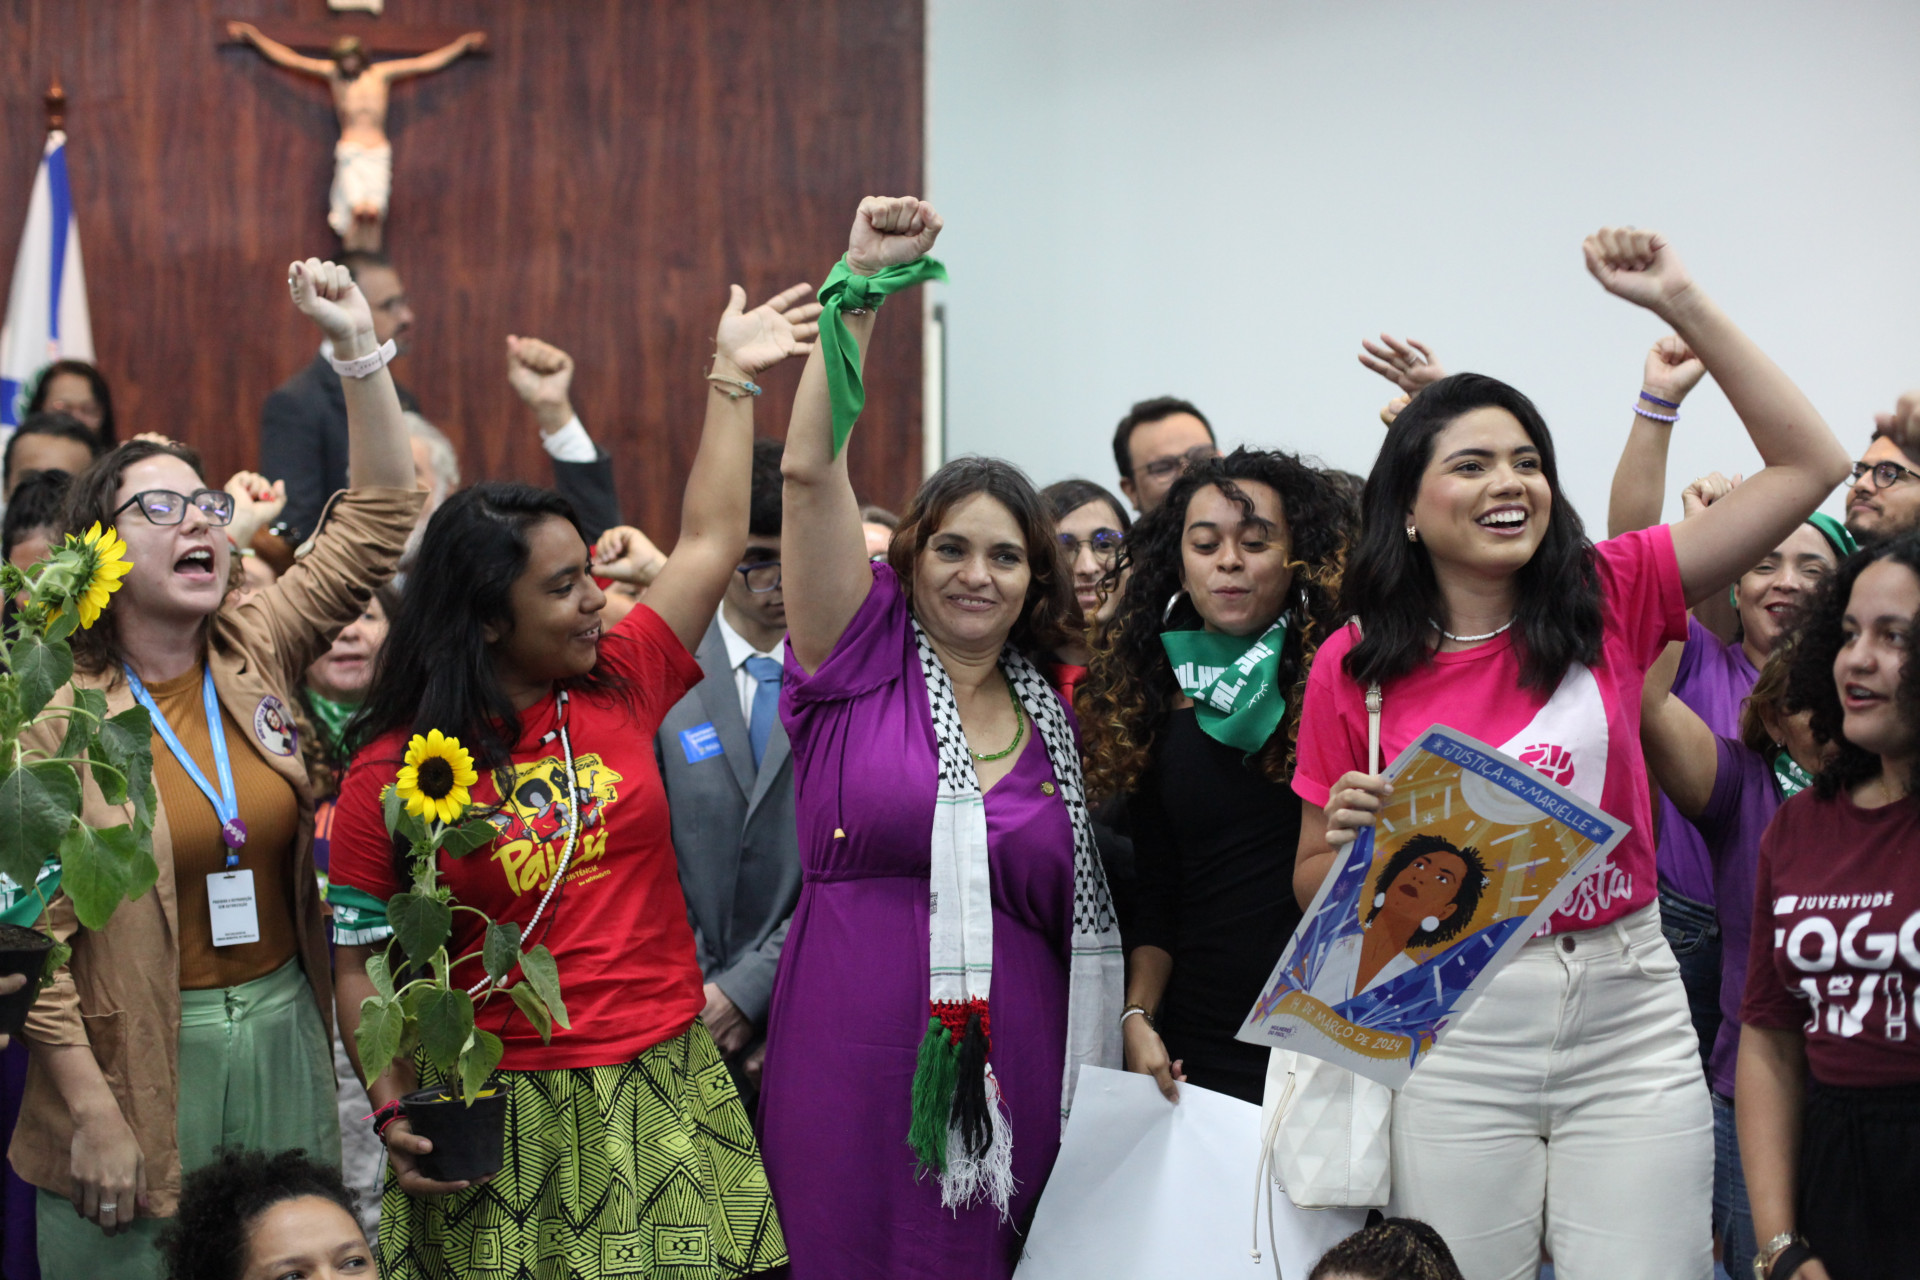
[884,455,1076,661]
[1308,1216,1464,1280]
[1785,531,1920,799]
[1080,448,1348,799]
[157,1146,362,1280]
[1342,373,1602,695]
[1364,833,1489,947]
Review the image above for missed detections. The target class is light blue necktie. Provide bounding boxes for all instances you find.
[745,655,783,770]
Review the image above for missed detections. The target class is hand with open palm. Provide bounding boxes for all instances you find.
[713,282,822,376]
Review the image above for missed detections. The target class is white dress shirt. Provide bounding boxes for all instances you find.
[715,608,787,724]
[539,415,599,463]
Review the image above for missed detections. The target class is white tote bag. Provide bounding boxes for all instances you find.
[1253,678,1393,1214]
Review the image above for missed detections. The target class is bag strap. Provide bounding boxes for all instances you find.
[1366,682,1382,777]
[1251,1063,1299,1277]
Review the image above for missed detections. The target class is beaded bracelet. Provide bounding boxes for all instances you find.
[1633,406,1679,423]
[1638,390,1681,410]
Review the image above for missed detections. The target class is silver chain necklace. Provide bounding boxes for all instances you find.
[1431,617,1515,644]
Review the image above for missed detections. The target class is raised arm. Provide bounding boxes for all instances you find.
[640,283,820,651]
[377,31,486,81]
[227,22,335,77]
[1606,334,1707,537]
[1639,640,1720,818]
[1357,333,1448,396]
[288,259,414,492]
[781,196,943,672]
[1583,229,1851,604]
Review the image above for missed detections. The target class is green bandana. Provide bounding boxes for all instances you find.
[1159,618,1290,754]
[306,690,358,755]
[1774,751,1814,799]
[818,256,948,457]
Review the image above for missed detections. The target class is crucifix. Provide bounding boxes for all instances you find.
[225,17,486,250]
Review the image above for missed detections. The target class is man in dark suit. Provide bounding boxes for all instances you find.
[657,439,797,1099]
[259,252,624,543]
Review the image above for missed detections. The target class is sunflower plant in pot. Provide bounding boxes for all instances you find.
[353,730,570,1182]
[0,524,156,1037]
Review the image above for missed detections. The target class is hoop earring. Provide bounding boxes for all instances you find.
[1162,589,1189,625]
[1406,526,1419,544]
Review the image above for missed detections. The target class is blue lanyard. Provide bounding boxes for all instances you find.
[123,665,247,867]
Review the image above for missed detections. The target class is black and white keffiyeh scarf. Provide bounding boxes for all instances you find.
[906,619,1124,1215]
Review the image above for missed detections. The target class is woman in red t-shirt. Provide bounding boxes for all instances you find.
[327,283,821,1280]
[1737,535,1920,1280]
[1293,228,1850,1278]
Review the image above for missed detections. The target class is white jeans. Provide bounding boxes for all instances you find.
[1387,904,1712,1280]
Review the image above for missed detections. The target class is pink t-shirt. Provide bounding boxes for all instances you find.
[1293,526,1688,934]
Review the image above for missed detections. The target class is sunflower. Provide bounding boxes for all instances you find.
[395,729,479,825]
[68,523,133,630]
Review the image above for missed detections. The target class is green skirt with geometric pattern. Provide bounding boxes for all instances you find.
[378,1021,787,1279]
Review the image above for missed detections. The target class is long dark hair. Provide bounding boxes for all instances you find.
[1080,448,1349,798]
[63,439,210,675]
[1342,374,1602,694]
[1786,532,1920,799]
[1363,833,1489,947]
[26,359,116,446]
[885,456,1076,661]
[351,483,631,775]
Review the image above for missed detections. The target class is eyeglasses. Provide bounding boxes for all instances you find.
[112,488,235,526]
[1137,444,1219,482]
[1850,460,1920,491]
[1057,530,1125,563]
[735,560,781,593]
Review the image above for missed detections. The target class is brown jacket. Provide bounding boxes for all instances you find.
[7,486,423,1216]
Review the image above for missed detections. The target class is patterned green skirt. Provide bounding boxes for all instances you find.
[379,1022,786,1279]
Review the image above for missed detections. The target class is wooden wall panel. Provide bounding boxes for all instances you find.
[0,0,926,530]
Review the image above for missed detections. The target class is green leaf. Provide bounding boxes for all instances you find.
[482,921,521,982]
[416,987,474,1076]
[365,950,397,1000]
[56,687,107,763]
[0,763,82,890]
[382,784,405,836]
[41,606,78,647]
[387,891,452,969]
[355,994,405,1078]
[508,980,554,1043]
[12,636,71,724]
[38,937,71,993]
[93,706,153,810]
[519,944,569,1030]
[438,816,497,859]
[458,1027,504,1102]
[59,822,154,931]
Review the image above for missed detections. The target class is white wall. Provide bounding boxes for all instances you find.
[927,0,1920,527]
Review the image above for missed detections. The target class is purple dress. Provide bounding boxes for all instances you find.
[1695,735,1786,1098]
[758,566,1076,1280]
[1659,617,1760,904]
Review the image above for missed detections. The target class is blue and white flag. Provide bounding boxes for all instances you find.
[0,130,93,429]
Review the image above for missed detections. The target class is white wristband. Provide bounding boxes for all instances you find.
[1120,1006,1150,1028]
[328,338,397,380]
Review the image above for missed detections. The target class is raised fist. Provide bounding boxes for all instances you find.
[505,336,575,410]
[1359,334,1446,396]
[288,259,375,355]
[1380,394,1412,428]
[592,525,668,587]
[845,196,943,277]
[1680,471,1742,520]
[1583,227,1695,315]
[223,471,288,549]
[714,283,822,376]
[1643,333,1706,405]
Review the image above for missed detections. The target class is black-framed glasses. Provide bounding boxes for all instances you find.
[1850,460,1920,491]
[1057,530,1125,563]
[735,560,781,593]
[112,488,235,526]
[1137,443,1219,482]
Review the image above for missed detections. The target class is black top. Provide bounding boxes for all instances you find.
[1129,708,1303,1104]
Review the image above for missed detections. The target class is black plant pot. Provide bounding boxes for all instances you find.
[0,925,53,1040]
[401,1084,507,1183]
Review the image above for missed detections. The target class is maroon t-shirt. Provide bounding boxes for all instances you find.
[1741,787,1920,1087]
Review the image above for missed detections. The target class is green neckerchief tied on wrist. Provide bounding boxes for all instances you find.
[817,256,948,457]
[1159,617,1290,755]
[1774,751,1814,799]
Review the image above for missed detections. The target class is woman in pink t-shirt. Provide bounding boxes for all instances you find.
[1293,228,1850,1280]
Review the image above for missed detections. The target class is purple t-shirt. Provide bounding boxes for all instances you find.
[1657,617,1760,905]
[1693,734,1783,1097]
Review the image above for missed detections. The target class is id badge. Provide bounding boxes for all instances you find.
[207,870,261,947]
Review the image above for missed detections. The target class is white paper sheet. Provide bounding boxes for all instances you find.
[1015,1066,1366,1279]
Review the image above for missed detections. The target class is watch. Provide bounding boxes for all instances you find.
[1754,1232,1805,1280]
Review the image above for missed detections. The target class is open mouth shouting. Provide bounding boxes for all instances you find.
[174,546,218,583]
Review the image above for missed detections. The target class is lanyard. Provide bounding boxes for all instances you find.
[124,665,247,867]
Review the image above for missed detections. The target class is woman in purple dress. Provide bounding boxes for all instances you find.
[758,196,1124,1279]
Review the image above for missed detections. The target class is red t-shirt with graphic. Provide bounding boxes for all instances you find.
[1293,526,1688,934]
[329,604,706,1070]
[1741,788,1920,1087]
